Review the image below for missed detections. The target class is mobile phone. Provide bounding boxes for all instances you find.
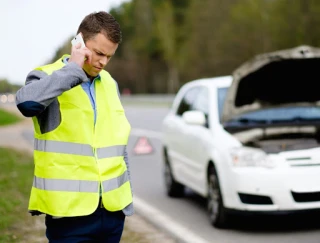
[71,33,85,48]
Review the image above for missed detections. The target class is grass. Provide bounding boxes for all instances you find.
[0,108,20,126]
[0,147,159,242]
[0,148,35,242]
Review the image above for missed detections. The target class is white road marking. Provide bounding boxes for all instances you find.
[133,196,212,243]
[131,128,162,140]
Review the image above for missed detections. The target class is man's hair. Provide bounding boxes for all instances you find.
[77,11,122,44]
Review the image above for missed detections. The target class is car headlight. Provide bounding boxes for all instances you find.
[230,147,275,168]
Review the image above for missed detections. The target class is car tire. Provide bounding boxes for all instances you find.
[207,165,229,228]
[163,148,184,198]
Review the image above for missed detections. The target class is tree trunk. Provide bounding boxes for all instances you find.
[167,65,179,94]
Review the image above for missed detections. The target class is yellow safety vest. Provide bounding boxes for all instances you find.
[29,55,132,217]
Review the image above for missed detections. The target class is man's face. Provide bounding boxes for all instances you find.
[83,33,118,77]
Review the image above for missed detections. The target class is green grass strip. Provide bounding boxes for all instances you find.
[0,108,20,126]
[0,148,33,242]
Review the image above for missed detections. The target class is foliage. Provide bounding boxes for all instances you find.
[46,0,320,94]
[0,80,21,93]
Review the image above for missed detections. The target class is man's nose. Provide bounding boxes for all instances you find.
[100,56,108,66]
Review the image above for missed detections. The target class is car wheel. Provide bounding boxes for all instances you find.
[207,166,229,228]
[163,149,184,197]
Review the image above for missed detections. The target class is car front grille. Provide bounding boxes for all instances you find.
[286,157,320,167]
[238,193,273,205]
[291,191,320,203]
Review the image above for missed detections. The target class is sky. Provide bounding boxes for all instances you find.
[0,0,130,85]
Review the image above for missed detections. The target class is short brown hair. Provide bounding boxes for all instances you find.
[77,11,122,44]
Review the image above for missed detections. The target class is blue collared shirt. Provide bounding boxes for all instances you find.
[63,58,100,123]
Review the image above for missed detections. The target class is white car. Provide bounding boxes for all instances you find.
[161,45,320,228]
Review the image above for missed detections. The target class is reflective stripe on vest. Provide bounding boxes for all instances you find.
[102,171,128,193]
[33,171,128,193]
[34,139,126,158]
[34,139,94,156]
[33,176,99,192]
[96,145,126,159]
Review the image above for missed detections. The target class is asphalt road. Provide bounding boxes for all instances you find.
[19,104,320,243]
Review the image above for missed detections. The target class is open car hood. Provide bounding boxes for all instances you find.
[222,45,320,123]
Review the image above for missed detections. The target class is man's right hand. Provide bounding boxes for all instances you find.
[68,43,92,67]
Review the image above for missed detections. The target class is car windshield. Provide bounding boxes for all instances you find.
[217,87,320,124]
[232,107,320,123]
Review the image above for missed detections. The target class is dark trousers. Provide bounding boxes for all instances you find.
[45,206,125,243]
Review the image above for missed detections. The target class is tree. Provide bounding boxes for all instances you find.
[0,79,21,93]
[42,0,320,94]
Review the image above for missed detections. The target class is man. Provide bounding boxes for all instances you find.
[15,11,133,243]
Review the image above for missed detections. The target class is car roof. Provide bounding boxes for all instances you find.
[184,75,232,89]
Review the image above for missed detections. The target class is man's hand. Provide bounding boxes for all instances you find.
[68,43,92,67]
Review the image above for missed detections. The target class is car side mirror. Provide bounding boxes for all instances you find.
[182,110,206,126]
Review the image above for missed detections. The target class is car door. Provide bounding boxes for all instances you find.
[181,87,211,193]
[168,86,202,185]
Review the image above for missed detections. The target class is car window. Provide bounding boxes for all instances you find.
[192,88,209,113]
[217,87,228,122]
[192,88,210,127]
[176,87,201,116]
